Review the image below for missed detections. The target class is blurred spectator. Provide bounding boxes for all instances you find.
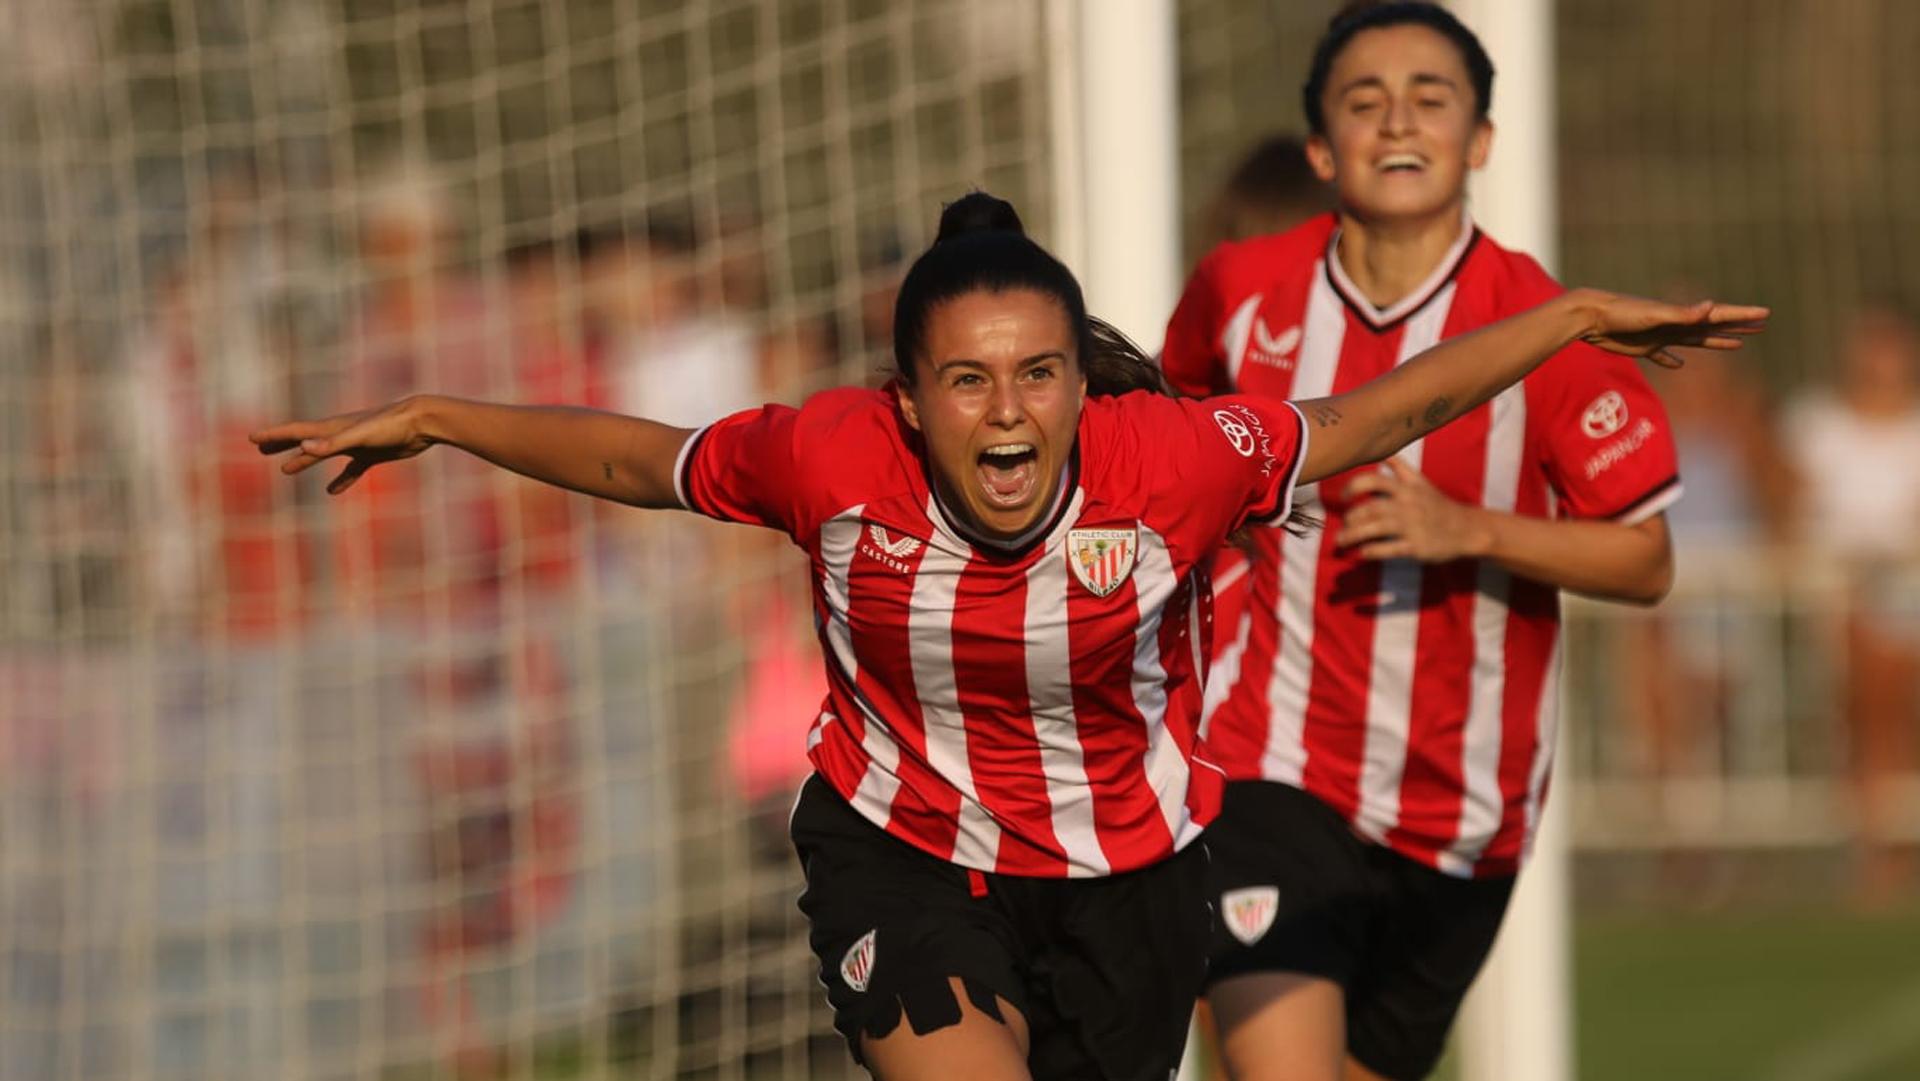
[673,216,836,844]
[501,234,607,592]
[334,164,507,625]
[1624,325,1797,811]
[1784,305,1920,905]
[586,217,759,428]
[113,162,310,1074]
[31,326,129,626]
[1194,133,1331,257]
[120,166,310,639]
[333,169,588,1073]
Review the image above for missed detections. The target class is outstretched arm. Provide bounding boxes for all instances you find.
[251,395,696,508]
[1291,289,1766,484]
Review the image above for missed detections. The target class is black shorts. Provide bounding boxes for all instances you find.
[790,775,1211,1081]
[1203,781,1514,1081]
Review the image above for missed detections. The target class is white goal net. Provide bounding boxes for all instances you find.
[0,2,1051,1079]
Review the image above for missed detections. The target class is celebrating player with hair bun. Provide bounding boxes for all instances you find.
[255,189,1762,1081]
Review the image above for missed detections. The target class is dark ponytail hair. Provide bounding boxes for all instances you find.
[892,191,1169,398]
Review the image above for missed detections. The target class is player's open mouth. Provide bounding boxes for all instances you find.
[1378,152,1426,174]
[977,442,1039,507]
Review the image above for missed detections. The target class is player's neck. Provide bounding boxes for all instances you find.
[1332,206,1470,311]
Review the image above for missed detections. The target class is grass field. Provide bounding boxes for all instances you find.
[1570,905,1920,1081]
[385,904,1920,1080]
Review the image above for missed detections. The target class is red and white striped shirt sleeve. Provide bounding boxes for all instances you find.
[1534,345,1682,523]
[675,403,804,533]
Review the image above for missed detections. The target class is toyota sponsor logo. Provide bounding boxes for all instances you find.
[1213,409,1257,457]
[1581,391,1629,439]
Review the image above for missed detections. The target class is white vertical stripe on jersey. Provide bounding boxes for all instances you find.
[819,510,906,822]
[1199,602,1250,734]
[1023,492,1110,875]
[1354,284,1456,843]
[1221,294,1264,387]
[1259,263,1347,785]
[1439,385,1526,876]
[1518,633,1564,864]
[908,501,1002,868]
[1130,524,1196,846]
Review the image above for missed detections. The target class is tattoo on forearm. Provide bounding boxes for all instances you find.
[1309,403,1343,428]
[1421,396,1453,428]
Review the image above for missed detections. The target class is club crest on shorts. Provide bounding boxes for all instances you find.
[839,929,877,993]
[1068,528,1137,597]
[1221,886,1280,946]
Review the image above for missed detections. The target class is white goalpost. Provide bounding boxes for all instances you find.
[1444,2,1575,1080]
[1046,0,1183,352]
[1045,2,1199,1075]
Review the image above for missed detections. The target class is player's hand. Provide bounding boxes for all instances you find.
[250,396,437,495]
[1335,458,1489,562]
[1571,288,1769,369]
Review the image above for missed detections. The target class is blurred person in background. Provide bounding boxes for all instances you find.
[1195,133,1333,257]
[339,167,581,1075]
[1162,6,1689,1079]
[587,216,759,429]
[1783,304,1920,907]
[335,163,506,624]
[1623,313,1796,857]
[502,232,609,591]
[114,160,311,1074]
[121,162,310,639]
[706,218,837,848]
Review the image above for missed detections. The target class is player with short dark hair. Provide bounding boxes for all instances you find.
[257,189,1761,1081]
[1163,5,1699,1080]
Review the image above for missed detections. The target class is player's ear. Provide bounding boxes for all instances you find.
[1305,134,1337,184]
[894,375,923,432]
[1467,117,1494,171]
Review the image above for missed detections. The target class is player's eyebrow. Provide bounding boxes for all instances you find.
[1336,72,1459,97]
[933,351,1066,375]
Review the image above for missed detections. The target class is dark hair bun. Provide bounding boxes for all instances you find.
[934,191,1025,244]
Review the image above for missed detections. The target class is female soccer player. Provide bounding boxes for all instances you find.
[256,193,1761,1081]
[1161,6,1702,1080]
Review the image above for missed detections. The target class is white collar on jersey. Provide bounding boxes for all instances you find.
[1324,207,1478,330]
[927,459,1075,555]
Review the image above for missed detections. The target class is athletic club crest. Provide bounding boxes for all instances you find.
[1221,886,1280,946]
[1068,528,1137,598]
[839,929,877,993]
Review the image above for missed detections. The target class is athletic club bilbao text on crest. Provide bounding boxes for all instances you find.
[1067,528,1138,598]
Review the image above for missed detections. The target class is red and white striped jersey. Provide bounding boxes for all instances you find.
[1163,214,1680,878]
[677,386,1308,877]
